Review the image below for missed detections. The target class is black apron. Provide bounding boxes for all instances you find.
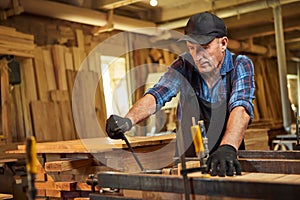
[175,54,245,158]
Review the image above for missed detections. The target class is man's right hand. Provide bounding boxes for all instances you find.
[105,115,132,139]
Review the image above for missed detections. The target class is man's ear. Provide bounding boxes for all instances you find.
[220,37,228,51]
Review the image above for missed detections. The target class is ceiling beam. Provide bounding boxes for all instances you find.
[225,2,300,29]
[20,0,157,35]
[156,0,255,22]
[228,17,300,40]
[159,0,300,29]
[94,0,144,10]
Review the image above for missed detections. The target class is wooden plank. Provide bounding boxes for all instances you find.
[0,58,12,143]
[0,47,34,58]
[0,39,34,51]
[46,190,81,198]
[238,150,300,159]
[55,181,77,191]
[20,58,38,100]
[0,34,34,45]
[244,128,269,150]
[239,158,300,174]
[34,47,49,101]
[49,90,69,102]
[45,158,94,172]
[56,101,76,140]
[0,25,34,40]
[0,193,13,200]
[65,51,74,70]
[0,142,24,160]
[35,181,56,190]
[42,49,57,90]
[66,69,77,101]
[11,85,25,142]
[47,165,111,182]
[30,101,63,142]
[75,29,85,52]
[51,45,68,90]
[71,70,100,139]
[8,134,176,153]
[36,189,46,197]
[71,47,82,71]
[97,172,300,199]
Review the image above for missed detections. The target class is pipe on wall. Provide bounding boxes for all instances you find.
[273,3,292,132]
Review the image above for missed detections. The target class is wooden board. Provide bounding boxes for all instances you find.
[30,100,63,142]
[42,49,57,90]
[10,134,176,153]
[97,172,300,199]
[1,58,12,143]
[56,100,77,140]
[51,45,68,90]
[0,193,13,200]
[45,158,93,172]
[20,58,37,136]
[11,85,25,142]
[244,128,270,150]
[34,47,49,101]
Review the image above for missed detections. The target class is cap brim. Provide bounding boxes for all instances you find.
[178,34,215,44]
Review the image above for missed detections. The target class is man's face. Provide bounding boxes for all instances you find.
[186,37,227,75]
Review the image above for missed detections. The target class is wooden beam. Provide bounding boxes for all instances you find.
[45,158,94,172]
[229,17,300,40]
[97,172,300,199]
[0,58,12,143]
[94,0,143,10]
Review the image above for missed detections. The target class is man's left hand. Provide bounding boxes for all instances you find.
[206,144,242,177]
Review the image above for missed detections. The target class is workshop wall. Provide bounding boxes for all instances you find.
[0,13,288,143]
[0,14,121,142]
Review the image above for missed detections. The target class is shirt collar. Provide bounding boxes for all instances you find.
[219,49,234,75]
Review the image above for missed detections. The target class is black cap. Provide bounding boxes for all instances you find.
[179,12,227,44]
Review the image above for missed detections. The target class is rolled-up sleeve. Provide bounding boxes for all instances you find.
[229,55,255,119]
[145,59,184,110]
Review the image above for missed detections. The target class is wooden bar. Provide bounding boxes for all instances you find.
[97,172,300,199]
[45,158,94,172]
[238,150,300,159]
[0,59,12,143]
[239,158,300,174]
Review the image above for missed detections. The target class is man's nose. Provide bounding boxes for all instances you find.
[195,47,205,59]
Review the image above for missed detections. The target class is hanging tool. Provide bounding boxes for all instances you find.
[26,136,37,200]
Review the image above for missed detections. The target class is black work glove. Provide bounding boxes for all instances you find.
[206,144,242,177]
[105,115,132,139]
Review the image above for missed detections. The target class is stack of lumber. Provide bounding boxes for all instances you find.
[0,25,35,57]
[0,26,35,144]
[251,56,284,123]
[9,29,107,143]
[6,134,176,199]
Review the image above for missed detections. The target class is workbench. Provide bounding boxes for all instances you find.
[5,133,177,199]
[6,133,300,199]
[93,150,300,200]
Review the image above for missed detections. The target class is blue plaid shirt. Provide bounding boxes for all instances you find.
[146,49,255,119]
